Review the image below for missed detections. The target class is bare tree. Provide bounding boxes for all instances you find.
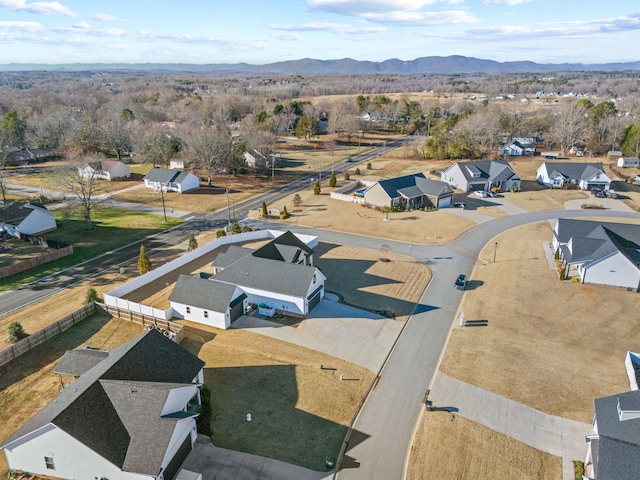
[548,102,588,156]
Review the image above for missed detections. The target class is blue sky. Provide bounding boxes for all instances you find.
[0,0,638,65]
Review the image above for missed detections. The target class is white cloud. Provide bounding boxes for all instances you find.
[94,13,118,22]
[363,9,478,25]
[0,20,45,32]
[308,0,449,14]
[483,0,532,5]
[275,33,304,41]
[268,22,386,34]
[0,0,76,17]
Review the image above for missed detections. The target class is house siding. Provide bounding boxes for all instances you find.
[19,208,57,236]
[170,302,228,330]
[162,386,200,416]
[364,183,393,208]
[4,426,152,480]
[160,418,198,479]
[581,252,640,290]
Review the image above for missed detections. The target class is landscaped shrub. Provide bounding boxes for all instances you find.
[367,162,372,170]
[560,270,566,281]
[329,171,337,187]
[343,172,350,180]
[314,179,321,195]
[137,245,152,275]
[216,229,226,238]
[293,194,302,207]
[8,322,27,343]
[187,234,198,252]
[261,202,268,217]
[355,167,361,175]
[280,205,289,219]
[554,249,560,260]
[85,287,99,304]
[230,222,242,234]
[196,385,213,436]
[573,461,585,480]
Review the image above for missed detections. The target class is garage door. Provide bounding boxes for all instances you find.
[307,285,323,311]
[468,183,486,191]
[229,293,247,323]
[438,196,452,208]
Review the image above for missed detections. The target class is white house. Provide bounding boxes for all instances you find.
[143,167,199,193]
[536,162,611,191]
[441,160,520,192]
[553,218,640,291]
[169,231,325,328]
[78,160,130,181]
[499,141,535,157]
[0,329,205,480]
[0,201,57,238]
[617,157,639,168]
[363,173,454,209]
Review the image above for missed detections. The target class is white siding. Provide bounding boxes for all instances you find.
[159,418,197,474]
[162,385,200,416]
[582,252,640,289]
[170,301,228,330]
[4,426,151,480]
[176,174,199,193]
[19,208,56,235]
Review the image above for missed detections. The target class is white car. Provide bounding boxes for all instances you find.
[473,190,488,197]
[634,175,640,183]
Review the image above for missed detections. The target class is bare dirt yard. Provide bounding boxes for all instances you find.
[439,219,640,423]
[407,411,561,480]
[179,322,375,471]
[0,314,144,477]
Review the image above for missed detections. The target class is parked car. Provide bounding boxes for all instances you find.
[453,202,467,210]
[633,174,640,183]
[473,190,488,198]
[455,274,467,290]
[345,157,354,162]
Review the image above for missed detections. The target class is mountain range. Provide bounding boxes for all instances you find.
[1,55,639,74]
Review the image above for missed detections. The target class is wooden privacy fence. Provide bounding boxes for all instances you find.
[0,245,73,279]
[0,302,94,368]
[101,304,184,343]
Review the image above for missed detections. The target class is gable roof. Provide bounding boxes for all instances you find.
[169,274,239,313]
[541,162,606,181]
[375,173,453,200]
[252,230,313,263]
[54,348,109,377]
[446,160,519,183]
[593,390,640,478]
[212,245,254,270]
[1,329,204,475]
[0,201,52,226]
[144,167,181,183]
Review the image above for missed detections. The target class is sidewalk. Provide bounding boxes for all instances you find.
[181,436,333,480]
[428,372,591,480]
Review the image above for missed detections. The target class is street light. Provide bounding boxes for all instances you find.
[493,242,498,263]
[358,130,363,153]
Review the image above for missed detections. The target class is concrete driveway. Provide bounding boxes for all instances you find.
[232,296,403,373]
[181,436,332,480]
[564,196,636,212]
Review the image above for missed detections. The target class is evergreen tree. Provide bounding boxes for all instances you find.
[8,322,27,343]
[314,179,321,195]
[85,287,99,304]
[261,201,268,217]
[188,234,198,252]
[329,171,337,187]
[137,245,152,275]
[293,194,302,207]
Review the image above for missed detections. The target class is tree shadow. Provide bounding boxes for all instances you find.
[464,280,484,291]
[206,364,369,472]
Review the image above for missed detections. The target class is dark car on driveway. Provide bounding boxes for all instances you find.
[455,274,467,290]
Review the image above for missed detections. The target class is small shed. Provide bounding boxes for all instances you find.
[617,157,639,168]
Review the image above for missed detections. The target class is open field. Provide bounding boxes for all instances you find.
[180,322,375,471]
[0,314,144,478]
[407,411,561,480]
[439,219,640,423]
[0,206,181,291]
[6,171,146,196]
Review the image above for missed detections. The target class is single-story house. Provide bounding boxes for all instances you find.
[440,160,521,192]
[78,160,130,181]
[7,147,53,165]
[583,389,640,479]
[0,201,57,238]
[169,231,324,328]
[0,329,205,480]
[143,167,199,193]
[169,160,185,170]
[553,218,640,291]
[364,173,454,209]
[617,157,640,168]
[499,141,535,157]
[607,150,623,160]
[536,162,611,191]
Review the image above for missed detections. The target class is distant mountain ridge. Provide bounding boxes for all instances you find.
[1,55,639,74]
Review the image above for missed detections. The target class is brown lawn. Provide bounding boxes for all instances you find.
[407,411,561,480]
[0,314,144,477]
[439,219,640,423]
[177,322,376,471]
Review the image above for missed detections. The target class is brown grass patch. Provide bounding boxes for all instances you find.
[180,323,375,471]
[407,412,561,480]
[440,220,638,423]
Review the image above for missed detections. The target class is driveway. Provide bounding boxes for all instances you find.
[563,196,636,212]
[181,436,332,480]
[232,296,403,373]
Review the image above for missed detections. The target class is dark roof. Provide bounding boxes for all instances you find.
[374,173,453,200]
[555,219,640,267]
[169,274,239,313]
[0,201,51,226]
[143,167,181,183]
[252,230,313,263]
[543,162,606,181]
[54,348,109,376]
[214,255,320,297]
[445,160,519,183]
[1,329,204,475]
[212,245,253,269]
[593,390,640,479]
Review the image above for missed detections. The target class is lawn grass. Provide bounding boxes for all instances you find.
[180,324,374,471]
[0,205,182,291]
[0,314,143,477]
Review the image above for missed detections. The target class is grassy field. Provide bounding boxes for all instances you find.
[0,314,144,478]
[407,411,561,480]
[179,323,375,471]
[0,205,181,291]
[439,219,640,423]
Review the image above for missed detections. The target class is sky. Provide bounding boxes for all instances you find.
[0,0,639,65]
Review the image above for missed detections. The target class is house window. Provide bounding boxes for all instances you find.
[313,274,316,283]
[204,311,209,318]
[186,306,191,314]
[44,456,55,470]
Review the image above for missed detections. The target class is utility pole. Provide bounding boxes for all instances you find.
[226,187,231,228]
[493,242,498,263]
[160,186,167,222]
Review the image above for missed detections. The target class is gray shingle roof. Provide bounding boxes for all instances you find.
[545,162,605,181]
[376,173,453,200]
[252,230,313,262]
[169,274,239,313]
[1,329,204,476]
[54,348,109,377]
[451,160,519,183]
[214,255,319,297]
[0,201,50,226]
[593,390,640,479]
[212,245,253,269]
[143,167,180,183]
